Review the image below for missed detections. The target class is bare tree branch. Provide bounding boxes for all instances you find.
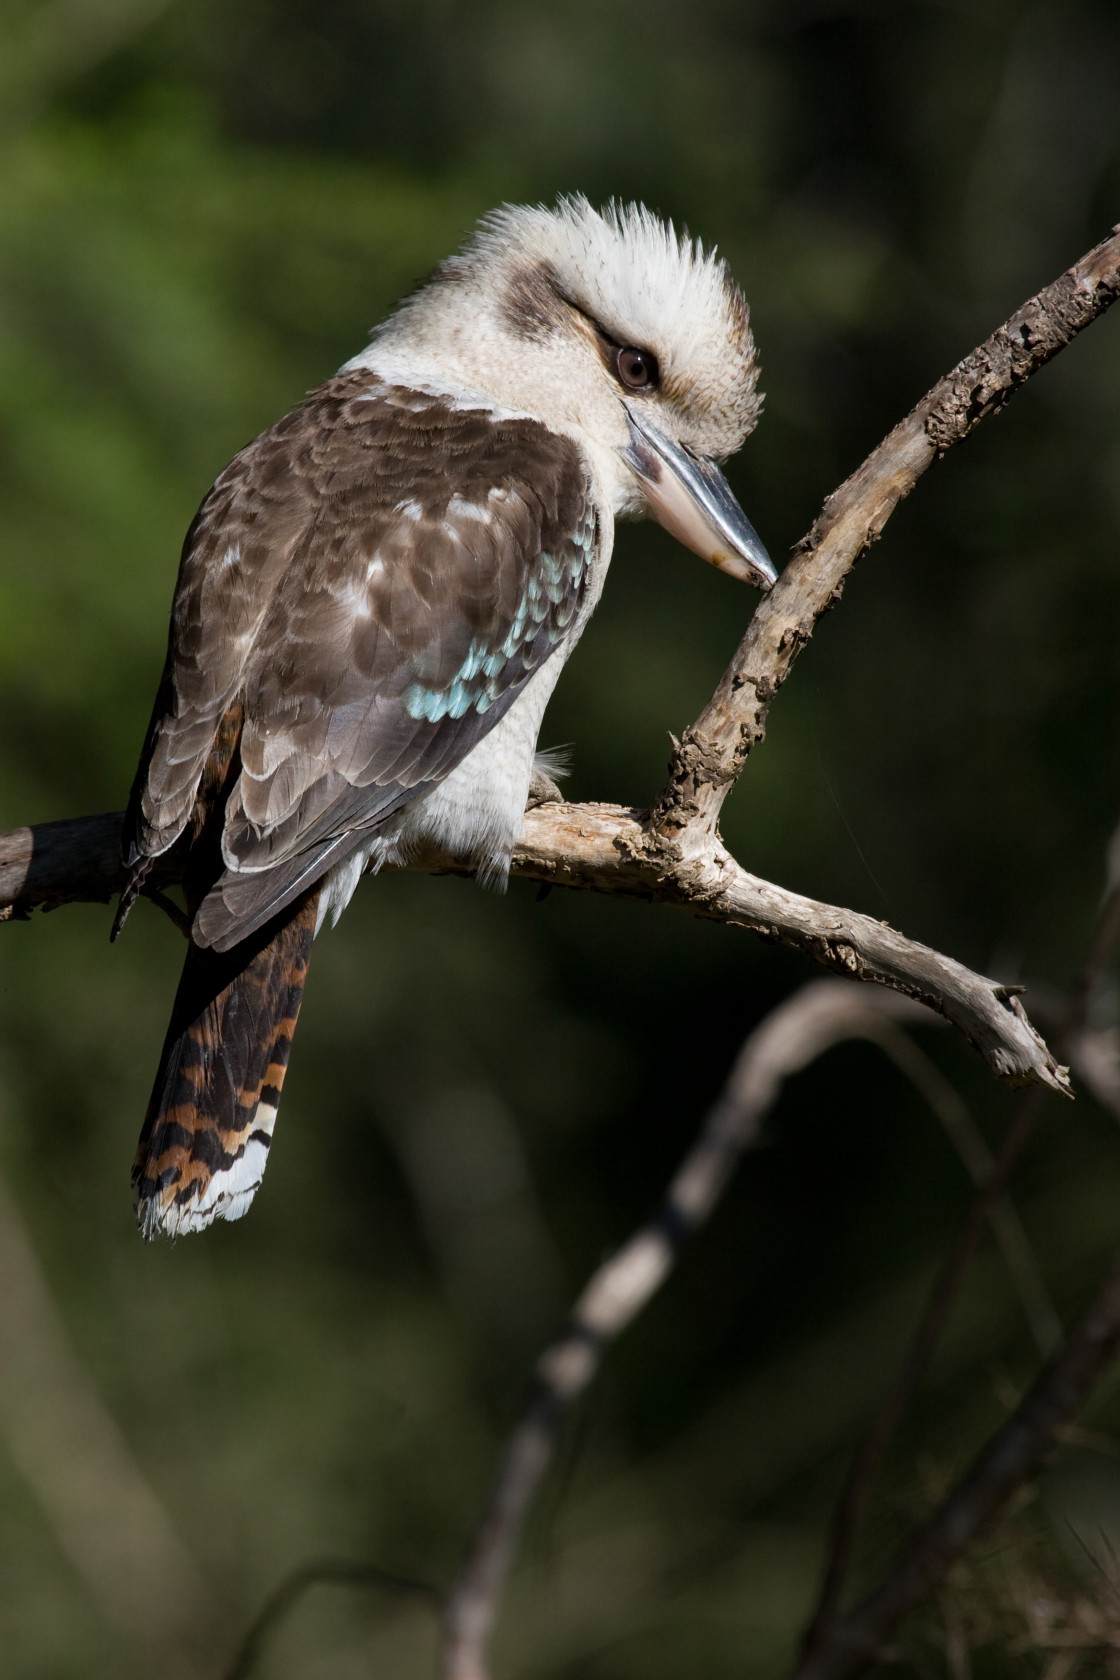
[441,813,1120,1680]
[650,225,1120,844]
[443,855,1117,1680]
[0,804,1071,1093]
[0,811,126,918]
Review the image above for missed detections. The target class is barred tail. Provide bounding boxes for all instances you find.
[133,892,319,1240]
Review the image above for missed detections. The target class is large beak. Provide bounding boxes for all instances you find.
[620,405,777,590]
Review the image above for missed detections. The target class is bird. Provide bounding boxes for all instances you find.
[115,195,775,1240]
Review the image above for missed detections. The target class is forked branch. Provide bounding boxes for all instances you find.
[0,803,1068,1091]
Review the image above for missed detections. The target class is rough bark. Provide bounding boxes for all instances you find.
[0,803,1069,1092]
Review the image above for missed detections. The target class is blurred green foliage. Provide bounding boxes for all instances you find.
[1,1,1120,1674]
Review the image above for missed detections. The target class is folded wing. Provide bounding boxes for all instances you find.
[121,372,596,948]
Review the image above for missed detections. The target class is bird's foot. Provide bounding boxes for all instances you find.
[527,767,564,808]
[526,746,572,809]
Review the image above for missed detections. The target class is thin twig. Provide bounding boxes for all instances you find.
[144,886,192,937]
[801,1082,1046,1657]
[792,1245,1120,1680]
[436,981,1061,1680]
[799,862,1120,1669]
[867,1023,1061,1357]
[223,1558,439,1680]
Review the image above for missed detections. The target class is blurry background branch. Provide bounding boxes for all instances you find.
[222,1559,440,1680]
[0,1091,212,1678]
[791,1245,1120,1680]
[796,822,1120,1675]
[439,979,1059,1680]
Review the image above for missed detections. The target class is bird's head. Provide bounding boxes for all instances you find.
[372,197,775,589]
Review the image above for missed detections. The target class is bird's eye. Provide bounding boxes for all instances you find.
[616,347,658,390]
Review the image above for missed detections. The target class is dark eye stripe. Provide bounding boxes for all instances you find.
[564,297,662,393]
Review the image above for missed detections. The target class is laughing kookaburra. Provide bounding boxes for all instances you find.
[115,196,775,1239]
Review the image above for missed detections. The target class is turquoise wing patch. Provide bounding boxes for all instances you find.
[402,509,596,724]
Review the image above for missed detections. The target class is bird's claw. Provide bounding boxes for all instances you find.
[526,767,565,808]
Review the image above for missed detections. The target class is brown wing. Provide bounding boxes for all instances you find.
[121,371,596,946]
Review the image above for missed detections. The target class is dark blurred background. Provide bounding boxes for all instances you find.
[1,2,1120,1674]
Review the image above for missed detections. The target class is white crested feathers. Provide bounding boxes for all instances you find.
[355,195,762,497]
[468,196,760,454]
